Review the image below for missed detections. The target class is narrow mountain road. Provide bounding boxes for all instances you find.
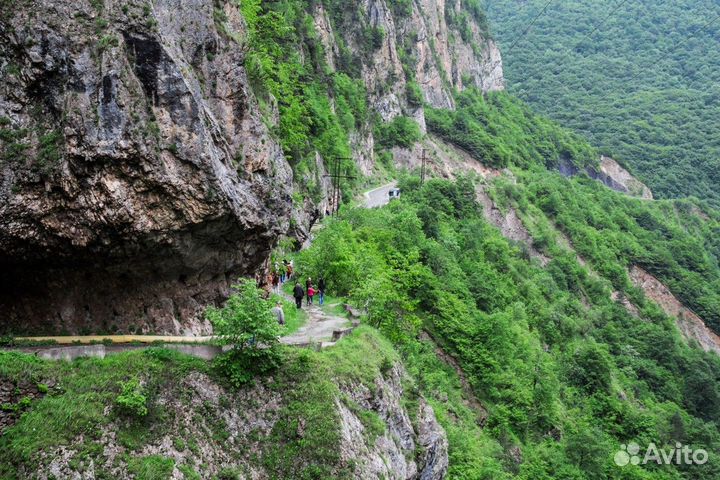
[364,181,398,208]
[280,297,351,348]
[15,301,351,349]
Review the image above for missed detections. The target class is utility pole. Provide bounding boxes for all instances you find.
[420,149,426,185]
[324,157,356,217]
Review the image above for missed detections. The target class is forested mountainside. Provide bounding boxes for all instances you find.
[293,174,720,479]
[485,0,720,208]
[3,0,720,479]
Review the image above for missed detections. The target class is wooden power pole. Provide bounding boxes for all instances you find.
[324,157,356,217]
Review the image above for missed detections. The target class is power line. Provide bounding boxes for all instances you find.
[505,0,556,55]
[323,157,356,217]
[548,7,720,99]
[482,0,557,88]
[570,0,631,52]
[619,10,720,89]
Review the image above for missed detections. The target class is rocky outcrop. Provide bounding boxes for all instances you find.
[28,365,448,479]
[317,0,504,172]
[476,184,551,266]
[596,156,653,200]
[559,156,653,200]
[0,377,52,433]
[0,0,293,334]
[629,266,720,355]
[339,363,449,479]
[406,0,504,109]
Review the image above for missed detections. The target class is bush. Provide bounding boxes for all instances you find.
[115,377,148,417]
[406,81,423,107]
[375,116,422,149]
[206,279,282,386]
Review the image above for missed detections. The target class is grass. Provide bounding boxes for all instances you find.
[0,349,207,478]
[128,455,175,480]
[261,327,397,479]
[0,328,402,478]
[318,293,350,318]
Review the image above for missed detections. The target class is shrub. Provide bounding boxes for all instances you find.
[97,35,118,52]
[207,279,282,387]
[217,467,242,480]
[127,455,174,480]
[375,116,422,149]
[406,81,423,107]
[115,377,148,417]
[363,26,385,52]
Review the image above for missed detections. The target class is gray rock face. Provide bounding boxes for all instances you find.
[558,156,653,200]
[0,0,292,334]
[313,0,504,174]
[339,364,449,479]
[0,0,504,335]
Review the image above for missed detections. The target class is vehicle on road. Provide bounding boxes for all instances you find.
[388,188,401,200]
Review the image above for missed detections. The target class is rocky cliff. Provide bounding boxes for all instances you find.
[559,155,653,200]
[0,0,294,335]
[0,0,503,334]
[315,0,503,176]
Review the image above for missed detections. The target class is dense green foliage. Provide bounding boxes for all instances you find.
[374,116,423,149]
[0,349,207,478]
[115,376,148,417]
[206,279,282,386]
[492,168,720,335]
[427,90,597,169]
[485,0,720,207]
[294,176,720,478]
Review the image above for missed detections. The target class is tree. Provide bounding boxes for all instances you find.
[206,279,282,386]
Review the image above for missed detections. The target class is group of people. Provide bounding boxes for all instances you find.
[268,259,295,294]
[269,271,327,328]
[293,276,325,309]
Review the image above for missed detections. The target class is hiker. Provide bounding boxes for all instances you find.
[271,302,285,325]
[272,271,280,294]
[307,285,316,305]
[281,259,288,283]
[318,277,326,306]
[293,282,305,309]
[287,262,294,282]
[306,277,312,304]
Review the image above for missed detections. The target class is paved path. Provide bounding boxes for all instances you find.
[280,296,351,348]
[364,181,398,208]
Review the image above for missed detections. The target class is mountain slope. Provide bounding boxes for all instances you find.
[294,175,720,479]
[485,0,720,208]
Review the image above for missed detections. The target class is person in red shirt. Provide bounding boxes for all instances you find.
[307,285,316,305]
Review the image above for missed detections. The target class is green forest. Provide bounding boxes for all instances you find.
[484,0,720,208]
[292,173,720,479]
